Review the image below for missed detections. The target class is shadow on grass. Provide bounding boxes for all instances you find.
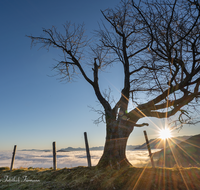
[0,166,200,190]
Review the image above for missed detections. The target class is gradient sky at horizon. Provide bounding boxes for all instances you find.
[1,0,199,151]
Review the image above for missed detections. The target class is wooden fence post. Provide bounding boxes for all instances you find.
[84,132,92,167]
[52,141,57,170]
[143,130,155,168]
[10,145,17,171]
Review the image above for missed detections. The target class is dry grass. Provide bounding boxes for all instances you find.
[0,166,200,190]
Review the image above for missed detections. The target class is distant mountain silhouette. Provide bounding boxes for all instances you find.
[57,145,139,152]
[19,135,192,154]
[153,134,200,167]
[20,145,138,152]
[21,149,51,152]
[126,145,139,150]
[134,136,191,149]
[57,147,85,152]
[57,146,106,152]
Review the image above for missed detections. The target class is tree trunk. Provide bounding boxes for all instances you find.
[97,119,135,169]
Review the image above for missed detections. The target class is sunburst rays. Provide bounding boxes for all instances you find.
[159,127,172,140]
[101,61,199,189]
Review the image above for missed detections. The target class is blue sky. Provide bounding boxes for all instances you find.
[0,0,199,151]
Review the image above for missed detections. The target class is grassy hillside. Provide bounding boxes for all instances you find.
[0,166,200,190]
[153,134,200,167]
[135,136,191,149]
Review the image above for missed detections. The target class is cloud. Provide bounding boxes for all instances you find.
[0,149,160,169]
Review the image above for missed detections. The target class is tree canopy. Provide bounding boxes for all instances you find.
[28,0,200,168]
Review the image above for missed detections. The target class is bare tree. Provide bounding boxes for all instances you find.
[130,0,200,125]
[28,0,200,168]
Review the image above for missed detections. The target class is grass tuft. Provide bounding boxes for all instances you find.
[0,167,9,171]
[0,166,200,189]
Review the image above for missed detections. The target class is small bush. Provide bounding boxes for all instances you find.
[0,167,9,171]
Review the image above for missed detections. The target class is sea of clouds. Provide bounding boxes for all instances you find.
[0,149,160,169]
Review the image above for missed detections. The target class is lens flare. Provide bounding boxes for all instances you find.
[159,128,172,140]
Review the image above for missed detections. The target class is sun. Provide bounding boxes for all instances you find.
[159,128,172,140]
